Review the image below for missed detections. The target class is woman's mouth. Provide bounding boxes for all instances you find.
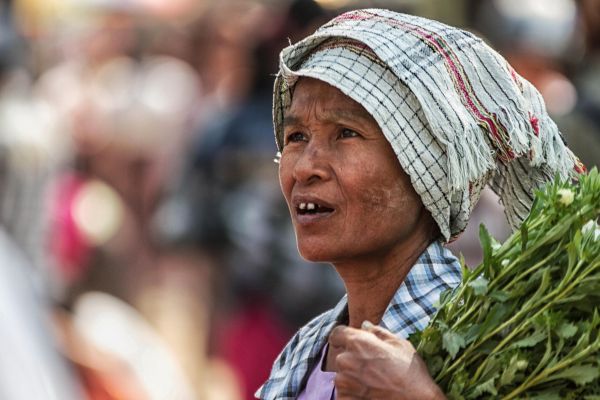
[295,201,335,224]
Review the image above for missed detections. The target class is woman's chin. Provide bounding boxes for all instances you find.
[297,242,335,263]
[297,242,358,264]
[297,249,329,263]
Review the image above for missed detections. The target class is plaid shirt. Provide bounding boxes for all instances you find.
[256,240,462,399]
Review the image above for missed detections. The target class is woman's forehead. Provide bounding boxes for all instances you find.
[285,78,376,124]
[290,78,356,106]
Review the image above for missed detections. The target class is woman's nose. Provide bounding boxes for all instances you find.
[292,142,332,185]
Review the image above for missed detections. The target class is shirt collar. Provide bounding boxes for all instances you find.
[256,240,461,399]
[326,240,462,337]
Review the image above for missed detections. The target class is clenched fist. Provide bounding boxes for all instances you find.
[328,321,446,400]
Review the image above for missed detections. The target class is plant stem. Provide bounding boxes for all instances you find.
[501,341,600,400]
[440,259,593,382]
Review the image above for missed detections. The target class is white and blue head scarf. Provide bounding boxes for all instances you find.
[273,9,583,241]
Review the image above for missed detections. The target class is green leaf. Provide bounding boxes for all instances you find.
[479,224,493,268]
[555,322,578,339]
[438,288,455,308]
[468,277,489,296]
[417,328,443,356]
[527,268,553,306]
[521,217,529,252]
[469,377,497,398]
[550,364,600,386]
[567,235,579,274]
[479,303,511,337]
[443,330,466,359]
[488,290,510,302]
[427,355,445,377]
[447,370,469,400]
[499,354,527,386]
[460,253,471,280]
[511,330,547,349]
[573,229,584,260]
[528,391,563,400]
[463,323,481,345]
[415,171,600,397]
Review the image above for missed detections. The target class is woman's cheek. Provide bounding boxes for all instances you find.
[278,157,294,199]
[356,186,396,215]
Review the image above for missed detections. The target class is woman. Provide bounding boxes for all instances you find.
[257,9,581,400]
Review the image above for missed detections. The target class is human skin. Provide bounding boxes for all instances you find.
[330,322,446,400]
[278,77,445,399]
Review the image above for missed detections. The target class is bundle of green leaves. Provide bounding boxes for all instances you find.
[409,168,600,399]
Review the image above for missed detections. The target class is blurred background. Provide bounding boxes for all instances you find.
[0,0,598,398]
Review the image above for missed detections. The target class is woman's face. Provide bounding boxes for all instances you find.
[279,78,430,263]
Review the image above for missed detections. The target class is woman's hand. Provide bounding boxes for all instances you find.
[328,322,446,400]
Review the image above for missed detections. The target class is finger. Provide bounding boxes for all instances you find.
[334,371,367,394]
[336,374,372,400]
[336,394,362,400]
[335,351,363,374]
[361,320,399,342]
[328,325,362,348]
[328,325,349,348]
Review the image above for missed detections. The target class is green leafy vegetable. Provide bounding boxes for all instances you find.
[410,168,600,399]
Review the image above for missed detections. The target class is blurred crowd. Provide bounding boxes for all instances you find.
[0,0,598,399]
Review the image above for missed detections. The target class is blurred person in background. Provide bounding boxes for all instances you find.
[469,0,600,169]
[568,0,600,168]
[0,0,82,398]
[18,0,240,398]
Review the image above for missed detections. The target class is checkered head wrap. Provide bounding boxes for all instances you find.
[273,9,583,241]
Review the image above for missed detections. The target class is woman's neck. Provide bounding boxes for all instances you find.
[333,234,433,328]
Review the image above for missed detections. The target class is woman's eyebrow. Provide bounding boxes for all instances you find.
[283,115,303,128]
[324,109,373,124]
[283,108,373,127]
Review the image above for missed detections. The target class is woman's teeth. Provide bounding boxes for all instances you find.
[299,202,316,210]
[297,202,333,214]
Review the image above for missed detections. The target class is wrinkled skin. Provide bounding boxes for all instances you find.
[278,78,430,264]
[329,323,446,400]
[279,77,445,399]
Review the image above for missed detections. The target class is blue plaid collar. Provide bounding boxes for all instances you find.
[256,240,462,400]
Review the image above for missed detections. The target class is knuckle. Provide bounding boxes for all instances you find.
[335,352,352,369]
[347,333,371,349]
[329,325,347,342]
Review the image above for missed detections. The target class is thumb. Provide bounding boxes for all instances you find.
[361,320,398,341]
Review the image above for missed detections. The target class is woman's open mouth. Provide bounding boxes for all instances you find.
[295,202,335,224]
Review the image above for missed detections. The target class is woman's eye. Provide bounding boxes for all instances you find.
[285,131,307,144]
[339,128,360,139]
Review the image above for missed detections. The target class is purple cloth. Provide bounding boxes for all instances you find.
[298,344,336,400]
